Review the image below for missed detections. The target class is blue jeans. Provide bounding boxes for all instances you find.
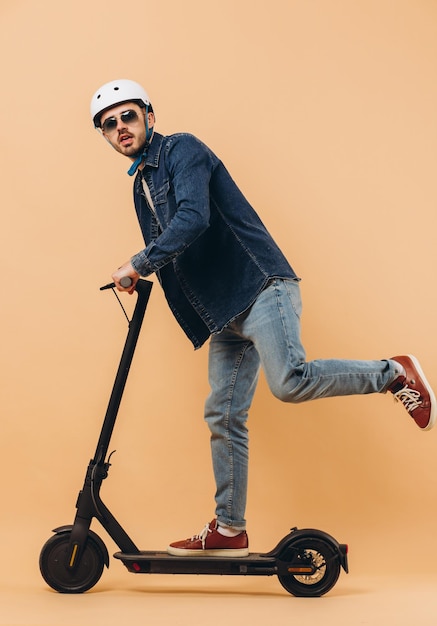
[204,279,400,530]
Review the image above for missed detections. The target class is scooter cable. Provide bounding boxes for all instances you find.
[110,286,131,325]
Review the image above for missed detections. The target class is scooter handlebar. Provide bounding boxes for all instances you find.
[100,278,153,301]
[100,276,133,291]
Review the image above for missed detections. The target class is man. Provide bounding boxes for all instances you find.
[90,79,435,558]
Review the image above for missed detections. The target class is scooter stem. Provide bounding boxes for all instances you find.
[94,280,153,465]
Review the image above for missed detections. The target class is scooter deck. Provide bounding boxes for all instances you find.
[113,550,278,576]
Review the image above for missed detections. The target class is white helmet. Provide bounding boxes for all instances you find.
[90,79,151,128]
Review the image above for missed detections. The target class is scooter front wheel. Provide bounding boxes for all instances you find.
[277,537,341,597]
[39,532,105,593]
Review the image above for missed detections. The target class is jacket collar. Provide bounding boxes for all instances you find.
[143,131,164,168]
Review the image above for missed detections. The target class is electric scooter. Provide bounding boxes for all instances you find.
[39,278,349,597]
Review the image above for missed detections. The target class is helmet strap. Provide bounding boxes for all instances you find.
[127,105,154,177]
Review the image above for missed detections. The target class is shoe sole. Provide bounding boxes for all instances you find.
[167,546,249,558]
[408,354,436,431]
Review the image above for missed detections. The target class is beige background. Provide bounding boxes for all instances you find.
[1,0,437,624]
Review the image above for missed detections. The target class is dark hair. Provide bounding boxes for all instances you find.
[135,99,154,114]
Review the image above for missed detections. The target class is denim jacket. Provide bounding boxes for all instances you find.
[130,132,298,348]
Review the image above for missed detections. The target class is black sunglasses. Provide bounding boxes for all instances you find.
[101,109,139,133]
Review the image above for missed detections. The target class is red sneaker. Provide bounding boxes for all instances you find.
[388,355,436,431]
[167,519,249,557]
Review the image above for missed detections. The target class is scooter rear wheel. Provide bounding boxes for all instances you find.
[277,537,341,597]
[39,532,105,593]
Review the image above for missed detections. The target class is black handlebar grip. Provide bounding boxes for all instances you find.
[100,276,134,291]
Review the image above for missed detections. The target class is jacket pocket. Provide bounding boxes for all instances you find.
[153,180,170,206]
